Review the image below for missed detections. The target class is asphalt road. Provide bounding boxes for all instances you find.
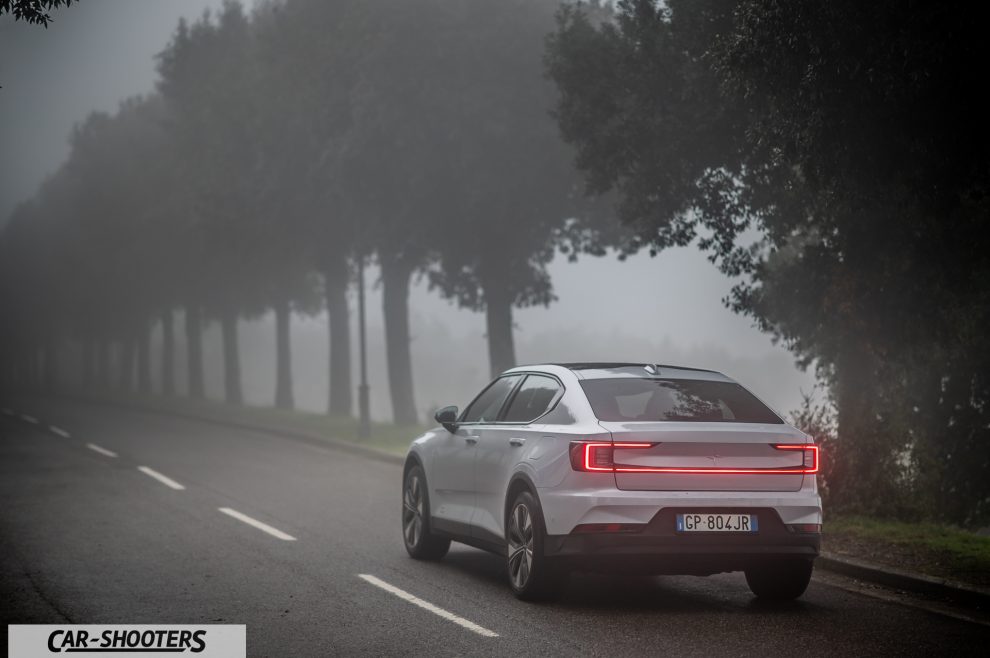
[2,397,987,656]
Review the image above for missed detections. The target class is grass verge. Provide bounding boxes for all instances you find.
[825,515,990,588]
[71,391,424,457]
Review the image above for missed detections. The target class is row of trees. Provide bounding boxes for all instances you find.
[0,0,606,425]
[546,0,990,524]
[4,0,986,525]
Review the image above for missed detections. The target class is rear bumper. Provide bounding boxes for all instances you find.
[543,507,820,576]
[538,480,822,535]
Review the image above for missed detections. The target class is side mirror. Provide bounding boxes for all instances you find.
[434,405,459,433]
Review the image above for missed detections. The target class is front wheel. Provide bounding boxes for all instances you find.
[745,559,813,600]
[402,465,450,560]
[505,490,565,601]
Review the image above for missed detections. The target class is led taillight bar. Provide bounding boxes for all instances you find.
[568,441,819,474]
[568,441,652,472]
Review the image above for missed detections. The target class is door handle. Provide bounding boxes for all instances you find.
[509,437,525,447]
[465,435,479,445]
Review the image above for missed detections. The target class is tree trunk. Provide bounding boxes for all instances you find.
[161,309,175,396]
[324,259,352,416]
[118,338,136,392]
[221,308,243,406]
[833,339,893,513]
[381,256,417,425]
[274,299,294,410]
[185,305,205,400]
[484,282,516,378]
[137,320,152,395]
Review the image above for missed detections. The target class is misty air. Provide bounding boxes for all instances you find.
[1,1,988,656]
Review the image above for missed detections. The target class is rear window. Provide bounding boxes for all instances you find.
[579,378,782,424]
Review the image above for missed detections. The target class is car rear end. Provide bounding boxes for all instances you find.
[539,368,822,582]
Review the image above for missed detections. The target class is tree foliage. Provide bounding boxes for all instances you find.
[1,0,599,425]
[0,0,76,26]
[547,0,990,524]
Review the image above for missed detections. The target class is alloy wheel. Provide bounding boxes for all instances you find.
[403,473,424,548]
[507,502,534,589]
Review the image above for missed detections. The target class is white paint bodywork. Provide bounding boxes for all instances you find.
[407,363,823,542]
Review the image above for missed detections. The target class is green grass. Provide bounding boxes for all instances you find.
[826,515,990,586]
[80,391,425,457]
[226,403,425,456]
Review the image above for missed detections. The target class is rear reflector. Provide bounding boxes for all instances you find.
[787,523,822,533]
[571,523,645,534]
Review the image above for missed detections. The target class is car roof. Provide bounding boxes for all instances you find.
[508,362,733,383]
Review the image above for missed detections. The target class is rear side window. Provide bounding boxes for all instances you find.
[461,375,522,423]
[502,375,562,423]
[580,378,782,424]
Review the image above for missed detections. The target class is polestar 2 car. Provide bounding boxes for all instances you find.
[401,363,822,601]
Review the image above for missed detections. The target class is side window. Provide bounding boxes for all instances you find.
[501,375,562,423]
[461,375,522,423]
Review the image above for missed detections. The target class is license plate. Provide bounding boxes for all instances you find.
[676,513,758,533]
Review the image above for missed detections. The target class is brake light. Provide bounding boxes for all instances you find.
[569,441,652,471]
[568,441,819,474]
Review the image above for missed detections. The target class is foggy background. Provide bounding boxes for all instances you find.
[0,0,815,421]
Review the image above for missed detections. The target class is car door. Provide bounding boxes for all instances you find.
[429,375,522,536]
[471,374,564,544]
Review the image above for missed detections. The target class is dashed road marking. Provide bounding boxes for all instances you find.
[50,425,71,438]
[218,507,297,541]
[357,574,499,638]
[137,466,185,490]
[20,414,38,424]
[86,443,118,458]
[1,408,13,416]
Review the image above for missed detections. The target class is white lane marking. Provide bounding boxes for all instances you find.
[86,443,118,458]
[137,466,185,490]
[217,507,297,541]
[50,425,71,438]
[20,414,38,424]
[357,574,499,638]
[1,408,13,415]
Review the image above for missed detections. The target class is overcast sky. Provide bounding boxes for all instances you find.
[0,0,818,418]
[0,0,225,221]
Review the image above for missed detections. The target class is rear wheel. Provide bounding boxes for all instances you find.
[506,490,565,601]
[745,559,813,600]
[402,465,450,560]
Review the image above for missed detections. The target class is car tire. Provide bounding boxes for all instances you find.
[402,464,450,560]
[744,559,814,600]
[505,490,565,601]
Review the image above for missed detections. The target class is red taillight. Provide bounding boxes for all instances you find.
[569,441,652,472]
[773,443,819,473]
[569,441,820,474]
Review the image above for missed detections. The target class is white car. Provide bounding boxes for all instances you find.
[401,363,822,601]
